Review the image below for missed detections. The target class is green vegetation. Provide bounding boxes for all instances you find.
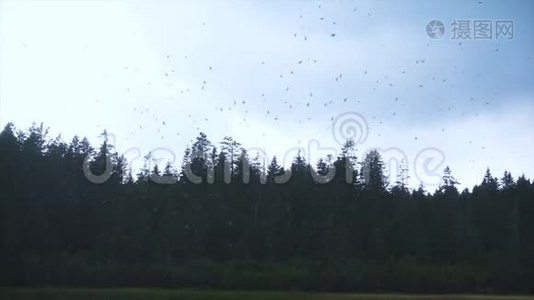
[1,123,534,293]
[1,288,534,300]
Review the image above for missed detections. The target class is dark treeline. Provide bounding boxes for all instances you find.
[1,122,533,293]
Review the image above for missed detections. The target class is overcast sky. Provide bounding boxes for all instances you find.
[1,0,533,190]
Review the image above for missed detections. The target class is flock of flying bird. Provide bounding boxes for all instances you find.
[103,3,494,153]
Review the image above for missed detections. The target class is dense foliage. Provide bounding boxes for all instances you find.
[1,122,533,293]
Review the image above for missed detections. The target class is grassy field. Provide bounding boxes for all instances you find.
[0,288,533,300]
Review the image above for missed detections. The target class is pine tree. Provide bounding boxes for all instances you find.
[360,149,387,192]
[501,171,515,189]
[267,156,285,184]
[440,166,459,192]
[481,168,498,190]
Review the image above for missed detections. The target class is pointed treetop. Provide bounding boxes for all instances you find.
[441,166,459,188]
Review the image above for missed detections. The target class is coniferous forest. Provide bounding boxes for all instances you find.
[1,122,534,293]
